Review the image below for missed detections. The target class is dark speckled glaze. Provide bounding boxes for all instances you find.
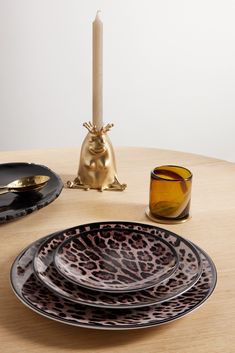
[0,163,63,223]
[10,234,217,330]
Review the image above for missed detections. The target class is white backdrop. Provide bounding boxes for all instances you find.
[1,0,235,161]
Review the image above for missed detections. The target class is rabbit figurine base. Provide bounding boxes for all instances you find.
[67,122,127,192]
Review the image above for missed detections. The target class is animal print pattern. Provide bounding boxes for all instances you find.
[34,224,202,308]
[11,236,217,330]
[54,228,178,292]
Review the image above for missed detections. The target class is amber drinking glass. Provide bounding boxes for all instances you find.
[149,165,192,222]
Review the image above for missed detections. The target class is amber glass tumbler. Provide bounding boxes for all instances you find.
[149,165,192,221]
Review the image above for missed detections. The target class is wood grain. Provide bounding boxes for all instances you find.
[0,147,234,353]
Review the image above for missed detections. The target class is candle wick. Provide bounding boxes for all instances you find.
[96,10,101,20]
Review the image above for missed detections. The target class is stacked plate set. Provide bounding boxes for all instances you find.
[10,221,217,330]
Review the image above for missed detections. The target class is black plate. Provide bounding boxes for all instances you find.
[0,163,63,223]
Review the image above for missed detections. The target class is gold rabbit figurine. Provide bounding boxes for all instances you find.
[67,122,127,191]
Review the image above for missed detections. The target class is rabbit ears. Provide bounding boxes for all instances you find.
[83,122,114,135]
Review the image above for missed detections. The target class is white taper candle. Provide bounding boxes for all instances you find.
[92,11,103,129]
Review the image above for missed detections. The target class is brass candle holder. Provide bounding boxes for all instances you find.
[67,122,127,191]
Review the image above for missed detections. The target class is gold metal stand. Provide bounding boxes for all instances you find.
[67,122,127,192]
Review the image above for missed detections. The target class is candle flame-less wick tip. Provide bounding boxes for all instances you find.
[96,10,101,19]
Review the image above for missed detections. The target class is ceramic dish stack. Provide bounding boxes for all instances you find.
[10,221,217,330]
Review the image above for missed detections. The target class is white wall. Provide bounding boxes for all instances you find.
[1,0,235,161]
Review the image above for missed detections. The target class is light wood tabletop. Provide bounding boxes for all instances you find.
[0,147,234,353]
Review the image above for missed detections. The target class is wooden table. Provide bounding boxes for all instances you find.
[0,147,234,353]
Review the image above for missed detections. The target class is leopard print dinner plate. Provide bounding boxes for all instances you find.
[33,222,202,308]
[10,235,217,330]
[53,227,179,292]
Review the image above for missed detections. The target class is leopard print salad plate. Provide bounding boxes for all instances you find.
[10,234,217,330]
[33,222,202,308]
[53,227,179,292]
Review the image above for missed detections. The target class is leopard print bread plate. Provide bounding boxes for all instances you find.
[10,236,217,330]
[53,227,179,292]
[33,223,202,308]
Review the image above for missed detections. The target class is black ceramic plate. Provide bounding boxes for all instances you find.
[0,163,63,223]
[10,235,217,330]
